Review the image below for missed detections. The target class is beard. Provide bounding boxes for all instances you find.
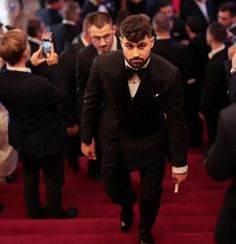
[128,57,147,69]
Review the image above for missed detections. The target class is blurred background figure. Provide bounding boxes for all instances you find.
[36,0,65,27]
[0,103,18,184]
[51,1,80,53]
[0,0,21,28]
[27,17,46,54]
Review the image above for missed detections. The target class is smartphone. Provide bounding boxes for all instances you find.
[42,40,51,57]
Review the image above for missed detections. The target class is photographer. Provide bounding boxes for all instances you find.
[0,29,77,219]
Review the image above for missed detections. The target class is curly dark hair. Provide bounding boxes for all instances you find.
[119,14,152,42]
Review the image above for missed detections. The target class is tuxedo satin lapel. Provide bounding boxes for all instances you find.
[105,61,132,111]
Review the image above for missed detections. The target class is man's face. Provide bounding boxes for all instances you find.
[120,36,154,69]
[90,24,115,53]
[159,5,174,19]
[218,11,234,27]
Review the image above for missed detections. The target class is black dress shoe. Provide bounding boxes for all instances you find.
[0,203,4,213]
[140,229,154,244]
[120,206,134,232]
[62,207,78,218]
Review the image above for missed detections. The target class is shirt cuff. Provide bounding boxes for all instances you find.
[172,165,188,174]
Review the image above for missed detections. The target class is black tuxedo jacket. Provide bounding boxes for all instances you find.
[206,104,236,243]
[59,37,85,126]
[81,51,187,171]
[51,23,79,54]
[152,39,188,81]
[202,48,229,118]
[0,64,67,157]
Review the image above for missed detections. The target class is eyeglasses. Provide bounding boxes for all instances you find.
[91,33,113,43]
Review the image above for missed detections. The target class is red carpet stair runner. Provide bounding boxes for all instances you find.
[0,148,228,244]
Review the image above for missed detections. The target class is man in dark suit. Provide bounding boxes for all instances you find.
[36,0,64,27]
[27,17,45,55]
[152,12,188,81]
[202,22,229,148]
[81,15,188,244]
[59,13,92,171]
[206,104,236,244]
[0,29,77,219]
[185,16,209,146]
[218,2,236,45]
[180,0,215,32]
[76,11,120,180]
[51,1,80,54]
[158,0,188,42]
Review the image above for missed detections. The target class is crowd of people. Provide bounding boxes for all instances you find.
[0,0,236,244]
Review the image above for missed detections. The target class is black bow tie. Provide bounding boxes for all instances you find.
[125,66,147,80]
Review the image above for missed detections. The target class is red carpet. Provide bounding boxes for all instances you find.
[0,148,229,243]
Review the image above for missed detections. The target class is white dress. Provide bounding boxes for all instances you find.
[0,103,17,183]
[0,0,21,27]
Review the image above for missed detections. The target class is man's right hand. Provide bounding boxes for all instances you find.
[81,140,97,160]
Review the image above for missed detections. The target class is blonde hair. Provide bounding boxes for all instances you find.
[0,29,27,65]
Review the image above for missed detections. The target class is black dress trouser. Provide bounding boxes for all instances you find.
[19,150,64,218]
[102,156,166,231]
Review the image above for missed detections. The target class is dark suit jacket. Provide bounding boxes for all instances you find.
[152,38,188,81]
[228,72,236,103]
[202,48,229,118]
[51,23,80,54]
[172,16,188,42]
[81,51,188,171]
[36,8,62,26]
[206,104,236,243]
[0,64,67,157]
[180,0,215,31]
[76,36,121,122]
[59,37,85,126]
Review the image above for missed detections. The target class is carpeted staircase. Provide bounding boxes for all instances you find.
[0,148,228,244]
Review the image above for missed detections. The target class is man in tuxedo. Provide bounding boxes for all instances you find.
[27,17,45,55]
[202,22,229,148]
[158,0,188,42]
[206,104,236,244]
[51,1,80,54]
[152,12,188,81]
[76,11,120,180]
[0,29,77,219]
[185,16,209,146]
[59,13,92,172]
[81,14,188,244]
[180,0,215,33]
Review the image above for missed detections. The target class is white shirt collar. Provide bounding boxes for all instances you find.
[80,34,89,47]
[156,36,171,40]
[97,35,117,54]
[110,35,117,52]
[7,65,31,73]
[27,36,41,45]
[125,57,150,70]
[62,19,76,26]
[208,44,225,60]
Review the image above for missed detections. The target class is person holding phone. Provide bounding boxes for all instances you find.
[0,29,78,219]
